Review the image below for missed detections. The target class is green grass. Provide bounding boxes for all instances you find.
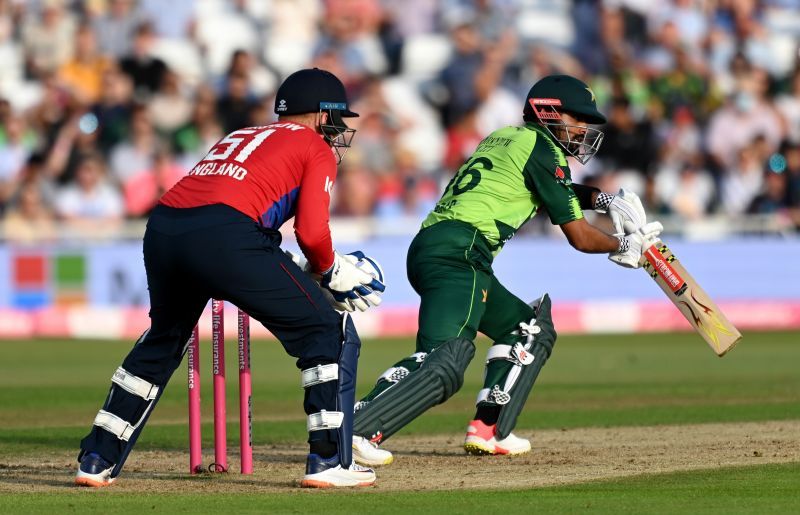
[0,331,798,454]
[0,331,798,511]
[1,463,797,514]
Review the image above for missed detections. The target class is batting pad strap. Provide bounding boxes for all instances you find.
[486,343,535,366]
[307,410,344,431]
[112,367,159,401]
[94,410,135,441]
[301,364,339,388]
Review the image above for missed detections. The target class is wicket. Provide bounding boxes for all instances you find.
[187,300,253,474]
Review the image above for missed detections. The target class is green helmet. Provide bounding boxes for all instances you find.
[523,75,606,164]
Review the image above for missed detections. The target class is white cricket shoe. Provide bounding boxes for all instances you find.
[75,452,115,487]
[463,419,531,455]
[352,434,394,466]
[300,453,376,488]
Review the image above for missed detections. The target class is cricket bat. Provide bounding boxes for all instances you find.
[640,239,742,356]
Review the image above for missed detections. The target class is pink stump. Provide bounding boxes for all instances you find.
[238,309,253,474]
[211,299,228,472]
[187,326,202,474]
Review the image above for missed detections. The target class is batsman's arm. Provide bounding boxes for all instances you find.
[560,218,622,253]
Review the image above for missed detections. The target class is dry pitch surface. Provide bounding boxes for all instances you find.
[2,420,798,493]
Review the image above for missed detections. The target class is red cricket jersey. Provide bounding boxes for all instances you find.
[160,121,337,272]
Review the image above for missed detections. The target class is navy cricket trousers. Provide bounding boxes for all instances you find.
[81,204,343,464]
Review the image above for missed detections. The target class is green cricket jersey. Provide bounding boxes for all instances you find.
[422,123,583,255]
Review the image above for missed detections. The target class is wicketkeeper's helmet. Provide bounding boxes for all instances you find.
[523,75,606,164]
[275,68,359,163]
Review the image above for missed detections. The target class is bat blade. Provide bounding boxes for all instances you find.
[640,240,742,356]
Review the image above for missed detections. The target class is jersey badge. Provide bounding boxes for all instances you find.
[554,166,571,186]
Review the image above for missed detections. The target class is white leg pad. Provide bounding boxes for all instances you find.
[94,410,136,441]
[112,367,160,401]
[301,364,339,388]
[307,410,344,431]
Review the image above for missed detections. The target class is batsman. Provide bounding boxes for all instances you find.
[351,75,663,465]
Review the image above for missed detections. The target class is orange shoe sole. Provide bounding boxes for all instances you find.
[75,476,114,488]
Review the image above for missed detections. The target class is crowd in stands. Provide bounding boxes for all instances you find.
[1,0,799,242]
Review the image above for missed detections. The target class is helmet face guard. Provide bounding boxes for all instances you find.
[319,102,356,164]
[529,98,604,165]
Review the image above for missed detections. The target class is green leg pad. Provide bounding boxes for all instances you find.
[353,337,475,443]
[494,294,557,439]
[359,353,427,403]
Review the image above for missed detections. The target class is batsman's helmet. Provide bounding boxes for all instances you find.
[523,75,606,164]
[274,68,359,163]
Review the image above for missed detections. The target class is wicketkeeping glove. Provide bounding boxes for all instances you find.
[608,221,664,269]
[320,251,386,312]
[605,188,646,235]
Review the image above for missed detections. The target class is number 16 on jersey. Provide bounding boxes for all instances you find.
[640,239,742,356]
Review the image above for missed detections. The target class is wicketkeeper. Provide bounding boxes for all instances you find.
[75,68,385,488]
[350,75,662,465]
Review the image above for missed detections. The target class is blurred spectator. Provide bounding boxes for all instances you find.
[91,66,134,153]
[775,69,800,144]
[173,86,223,166]
[217,49,277,99]
[314,0,388,85]
[658,106,702,169]
[148,69,193,134]
[374,148,438,219]
[215,73,258,134]
[706,87,783,173]
[119,22,168,98]
[109,104,157,184]
[597,97,657,176]
[648,46,708,119]
[54,153,123,221]
[0,114,35,207]
[139,0,195,39]
[438,18,482,127]
[57,22,112,105]
[123,146,185,217]
[720,142,765,215]
[3,180,57,242]
[92,0,144,58]
[333,163,377,216]
[780,142,800,207]
[748,169,790,214]
[20,0,76,78]
[654,158,715,220]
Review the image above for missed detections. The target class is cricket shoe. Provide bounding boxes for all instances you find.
[352,434,394,466]
[463,419,531,455]
[75,452,115,487]
[300,453,376,488]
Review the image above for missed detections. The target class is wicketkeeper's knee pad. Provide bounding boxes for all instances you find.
[301,313,361,468]
[79,364,165,478]
[479,293,557,439]
[353,337,475,443]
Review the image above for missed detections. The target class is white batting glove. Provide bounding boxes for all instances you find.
[608,221,664,269]
[603,188,646,235]
[320,251,386,312]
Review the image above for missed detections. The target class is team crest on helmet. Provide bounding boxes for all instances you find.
[277,99,287,112]
[555,166,565,179]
